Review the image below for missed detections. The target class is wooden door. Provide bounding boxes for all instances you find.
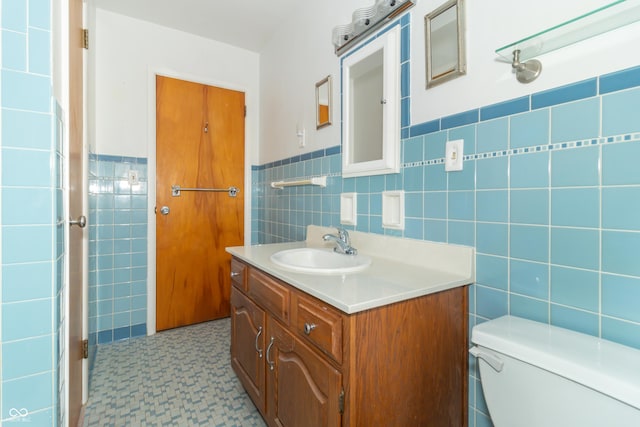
[230,287,266,413]
[156,76,245,331]
[266,319,343,427]
[68,0,85,424]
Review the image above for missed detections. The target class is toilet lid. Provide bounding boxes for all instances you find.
[471,315,640,411]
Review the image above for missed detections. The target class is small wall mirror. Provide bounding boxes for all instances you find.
[342,25,400,178]
[425,0,466,88]
[316,75,332,129]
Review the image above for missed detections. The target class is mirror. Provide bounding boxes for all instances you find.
[316,75,332,129]
[425,0,466,88]
[350,50,383,163]
[342,25,400,178]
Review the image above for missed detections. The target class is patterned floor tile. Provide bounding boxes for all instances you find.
[84,318,266,426]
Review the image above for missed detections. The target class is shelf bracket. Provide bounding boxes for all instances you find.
[512,49,542,84]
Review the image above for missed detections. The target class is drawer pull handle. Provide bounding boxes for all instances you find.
[304,323,317,335]
[266,337,275,371]
[230,271,240,277]
[255,326,263,358]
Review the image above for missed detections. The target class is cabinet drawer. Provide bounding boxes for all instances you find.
[248,269,290,324]
[230,259,247,291]
[295,294,343,364]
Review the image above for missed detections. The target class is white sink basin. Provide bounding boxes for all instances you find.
[270,248,371,274]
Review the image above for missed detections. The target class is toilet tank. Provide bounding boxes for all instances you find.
[470,315,640,427]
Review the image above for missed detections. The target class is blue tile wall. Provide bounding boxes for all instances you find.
[253,141,424,243]
[88,154,148,353]
[252,63,640,427]
[1,0,59,424]
[254,143,352,241]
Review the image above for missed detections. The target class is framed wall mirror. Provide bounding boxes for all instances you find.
[341,25,400,178]
[316,75,332,129]
[424,0,466,88]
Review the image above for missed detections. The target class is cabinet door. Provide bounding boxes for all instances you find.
[231,287,266,412]
[266,319,342,427]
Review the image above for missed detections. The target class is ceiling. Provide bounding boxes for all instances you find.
[94,0,302,52]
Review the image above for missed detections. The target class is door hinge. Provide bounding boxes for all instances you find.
[244,105,247,117]
[82,339,89,359]
[339,388,345,414]
[82,29,89,49]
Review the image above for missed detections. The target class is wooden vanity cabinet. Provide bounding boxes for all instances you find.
[230,258,468,427]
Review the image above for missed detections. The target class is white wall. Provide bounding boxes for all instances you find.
[259,0,374,164]
[411,0,640,124]
[93,8,260,159]
[93,9,261,333]
[259,0,640,164]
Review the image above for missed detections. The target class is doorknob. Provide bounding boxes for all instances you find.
[69,215,87,228]
[160,206,170,215]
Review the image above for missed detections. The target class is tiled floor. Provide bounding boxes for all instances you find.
[83,318,266,426]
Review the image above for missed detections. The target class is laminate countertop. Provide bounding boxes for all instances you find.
[226,225,475,314]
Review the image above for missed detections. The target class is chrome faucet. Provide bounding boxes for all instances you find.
[323,227,357,255]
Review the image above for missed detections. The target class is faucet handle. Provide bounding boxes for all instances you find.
[337,227,350,244]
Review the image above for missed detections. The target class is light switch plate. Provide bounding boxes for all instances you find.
[445,139,464,172]
[128,170,139,185]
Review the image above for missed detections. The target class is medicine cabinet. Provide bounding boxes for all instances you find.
[341,25,400,178]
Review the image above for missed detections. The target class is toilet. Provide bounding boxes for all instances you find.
[469,315,640,427]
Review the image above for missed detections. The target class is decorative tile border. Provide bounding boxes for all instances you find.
[257,131,640,173]
[403,132,640,168]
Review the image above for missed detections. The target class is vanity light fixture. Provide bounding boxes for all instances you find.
[332,0,415,56]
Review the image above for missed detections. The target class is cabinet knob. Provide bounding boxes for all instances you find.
[304,323,317,335]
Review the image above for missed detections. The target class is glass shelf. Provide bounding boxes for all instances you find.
[496,0,640,61]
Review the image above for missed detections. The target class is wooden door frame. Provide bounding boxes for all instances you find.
[146,69,252,335]
[64,0,89,423]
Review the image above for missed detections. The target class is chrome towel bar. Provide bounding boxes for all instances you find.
[171,185,239,197]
